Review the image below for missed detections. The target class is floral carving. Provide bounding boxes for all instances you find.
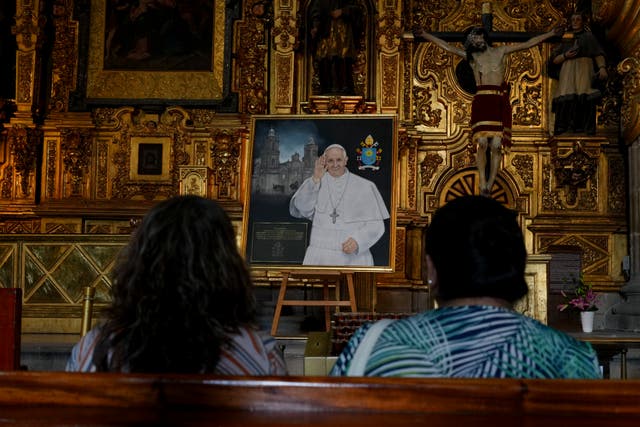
[420,153,443,187]
[511,154,534,188]
[8,125,40,197]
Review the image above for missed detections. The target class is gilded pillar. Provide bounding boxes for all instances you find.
[376,0,403,113]
[272,0,298,113]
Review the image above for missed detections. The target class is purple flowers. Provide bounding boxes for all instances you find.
[557,274,600,312]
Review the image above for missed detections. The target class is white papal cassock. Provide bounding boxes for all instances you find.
[289,170,390,266]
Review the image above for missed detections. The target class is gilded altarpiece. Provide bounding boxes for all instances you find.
[1,0,638,333]
[404,0,627,301]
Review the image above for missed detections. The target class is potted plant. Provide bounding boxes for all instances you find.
[557,274,600,332]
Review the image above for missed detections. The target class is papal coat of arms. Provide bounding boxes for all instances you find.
[356,134,382,170]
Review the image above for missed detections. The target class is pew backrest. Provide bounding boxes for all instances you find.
[1,372,640,426]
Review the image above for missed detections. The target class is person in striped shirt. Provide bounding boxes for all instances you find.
[66,195,287,375]
[331,195,600,378]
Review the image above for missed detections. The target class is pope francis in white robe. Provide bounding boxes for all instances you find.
[289,144,390,266]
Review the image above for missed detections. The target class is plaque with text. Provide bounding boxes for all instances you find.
[249,222,309,264]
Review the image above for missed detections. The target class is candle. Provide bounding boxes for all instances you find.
[482,2,492,14]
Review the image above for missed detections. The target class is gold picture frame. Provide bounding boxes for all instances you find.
[129,136,171,182]
[242,115,397,272]
[86,0,227,103]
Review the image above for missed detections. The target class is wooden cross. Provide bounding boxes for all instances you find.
[412,5,561,44]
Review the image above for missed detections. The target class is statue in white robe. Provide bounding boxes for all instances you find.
[289,144,389,266]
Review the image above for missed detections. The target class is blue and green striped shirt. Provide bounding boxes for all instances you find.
[330,305,601,378]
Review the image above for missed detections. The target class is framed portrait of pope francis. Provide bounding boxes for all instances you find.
[242,115,397,272]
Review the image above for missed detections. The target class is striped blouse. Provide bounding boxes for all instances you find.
[65,325,288,375]
[330,305,601,378]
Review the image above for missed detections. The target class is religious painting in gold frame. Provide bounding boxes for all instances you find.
[129,136,171,182]
[86,0,227,104]
[242,115,397,272]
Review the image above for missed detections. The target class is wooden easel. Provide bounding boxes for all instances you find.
[271,270,357,336]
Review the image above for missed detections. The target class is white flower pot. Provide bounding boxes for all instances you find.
[580,311,595,333]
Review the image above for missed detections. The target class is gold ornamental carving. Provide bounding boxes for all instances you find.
[398,131,417,210]
[110,108,189,201]
[96,138,109,199]
[608,156,626,214]
[209,130,241,199]
[275,53,293,106]
[511,154,534,188]
[420,153,443,187]
[0,165,13,199]
[49,1,78,113]
[394,227,406,274]
[377,4,402,110]
[8,125,41,198]
[619,57,640,144]
[13,0,45,109]
[61,129,93,197]
[0,219,40,234]
[45,139,56,198]
[185,109,217,128]
[236,1,269,114]
[16,51,34,106]
[377,5,401,52]
[272,2,298,111]
[273,9,297,51]
[13,2,41,53]
[381,54,398,107]
[550,141,598,208]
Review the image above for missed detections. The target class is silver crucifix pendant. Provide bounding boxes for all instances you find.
[330,209,339,224]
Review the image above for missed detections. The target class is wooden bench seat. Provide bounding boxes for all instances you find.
[1,371,640,426]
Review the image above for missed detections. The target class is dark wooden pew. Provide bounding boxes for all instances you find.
[0,288,21,370]
[1,372,640,426]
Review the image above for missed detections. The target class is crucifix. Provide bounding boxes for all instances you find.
[411,2,563,196]
[330,209,339,224]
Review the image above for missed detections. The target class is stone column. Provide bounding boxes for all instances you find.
[608,137,640,330]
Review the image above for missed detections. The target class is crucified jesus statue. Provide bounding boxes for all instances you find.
[415,24,563,196]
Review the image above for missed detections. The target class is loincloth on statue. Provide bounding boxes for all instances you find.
[470,84,512,151]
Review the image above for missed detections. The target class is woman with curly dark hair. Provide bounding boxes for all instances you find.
[66,195,287,374]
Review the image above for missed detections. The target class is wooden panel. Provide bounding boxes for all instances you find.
[0,288,21,370]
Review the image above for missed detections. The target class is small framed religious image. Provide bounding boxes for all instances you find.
[129,136,171,181]
[242,115,397,272]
